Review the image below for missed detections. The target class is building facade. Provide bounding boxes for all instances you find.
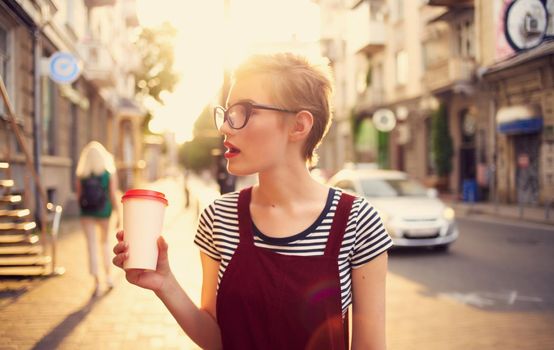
[0,0,145,216]
[476,0,554,205]
[317,0,552,205]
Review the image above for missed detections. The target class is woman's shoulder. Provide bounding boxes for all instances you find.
[202,190,240,213]
[328,187,366,205]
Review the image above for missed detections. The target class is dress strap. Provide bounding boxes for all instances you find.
[324,192,355,258]
[237,187,254,245]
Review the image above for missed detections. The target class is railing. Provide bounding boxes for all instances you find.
[77,40,116,87]
[422,56,475,92]
[0,75,63,275]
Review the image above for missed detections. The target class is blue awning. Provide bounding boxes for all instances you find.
[496,104,543,134]
[498,118,543,134]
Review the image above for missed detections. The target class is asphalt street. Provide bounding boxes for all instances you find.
[387,216,554,350]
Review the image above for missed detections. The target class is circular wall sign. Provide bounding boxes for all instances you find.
[48,52,81,84]
[505,0,548,51]
[372,109,396,132]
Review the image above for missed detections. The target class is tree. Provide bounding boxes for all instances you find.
[134,22,179,103]
[431,103,454,178]
[132,22,180,134]
[179,105,221,172]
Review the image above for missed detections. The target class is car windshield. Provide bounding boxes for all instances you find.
[360,178,428,197]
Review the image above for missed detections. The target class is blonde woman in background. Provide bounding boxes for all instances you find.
[76,141,120,296]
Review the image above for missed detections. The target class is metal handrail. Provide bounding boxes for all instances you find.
[0,75,54,274]
[47,203,64,275]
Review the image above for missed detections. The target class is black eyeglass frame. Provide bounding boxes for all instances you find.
[213,101,299,130]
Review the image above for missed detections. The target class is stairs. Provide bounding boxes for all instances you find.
[0,162,52,276]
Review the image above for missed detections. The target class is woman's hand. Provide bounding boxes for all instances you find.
[112,230,173,293]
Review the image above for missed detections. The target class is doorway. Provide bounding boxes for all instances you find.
[459,109,476,186]
[513,133,540,205]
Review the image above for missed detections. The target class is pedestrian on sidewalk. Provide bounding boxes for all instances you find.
[76,141,120,296]
[113,53,392,349]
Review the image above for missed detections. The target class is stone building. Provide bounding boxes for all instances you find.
[0,0,145,215]
[317,0,553,205]
[476,0,554,205]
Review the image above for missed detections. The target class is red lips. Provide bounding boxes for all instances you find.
[224,141,241,159]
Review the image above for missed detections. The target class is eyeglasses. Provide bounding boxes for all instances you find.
[214,101,299,130]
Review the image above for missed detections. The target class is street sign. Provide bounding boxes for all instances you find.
[372,108,396,132]
[48,52,81,84]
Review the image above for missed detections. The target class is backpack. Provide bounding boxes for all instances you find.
[79,175,107,211]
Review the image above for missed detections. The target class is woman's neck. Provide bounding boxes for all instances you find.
[254,163,327,208]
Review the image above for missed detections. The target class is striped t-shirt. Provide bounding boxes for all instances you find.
[194,187,393,314]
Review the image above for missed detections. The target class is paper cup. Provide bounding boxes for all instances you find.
[121,189,168,270]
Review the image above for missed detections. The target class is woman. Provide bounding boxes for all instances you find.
[76,141,120,296]
[113,53,392,349]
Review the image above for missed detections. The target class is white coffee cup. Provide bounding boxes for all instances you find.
[121,189,168,270]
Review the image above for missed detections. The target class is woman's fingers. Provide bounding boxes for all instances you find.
[112,251,128,267]
[113,240,128,255]
[157,236,168,251]
[113,235,128,268]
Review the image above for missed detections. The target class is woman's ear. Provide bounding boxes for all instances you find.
[289,111,314,142]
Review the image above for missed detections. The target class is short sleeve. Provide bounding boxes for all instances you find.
[351,197,393,268]
[193,203,220,261]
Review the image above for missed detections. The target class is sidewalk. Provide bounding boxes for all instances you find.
[440,195,554,227]
[0,175,212,350]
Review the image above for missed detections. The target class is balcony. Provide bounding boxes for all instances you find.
[426,0,473,7]
[77,40,116,87]
[84,0,116,7]
[356,20,385,56]
[422,56,475,93]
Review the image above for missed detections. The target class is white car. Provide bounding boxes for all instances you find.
[328,168,458,251]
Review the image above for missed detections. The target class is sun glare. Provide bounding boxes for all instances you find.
[136,0,321,144]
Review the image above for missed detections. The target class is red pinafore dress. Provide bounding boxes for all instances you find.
[216,187,355,349]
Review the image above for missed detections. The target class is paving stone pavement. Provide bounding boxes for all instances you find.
[0,177,204,350]
[1,175,552,349]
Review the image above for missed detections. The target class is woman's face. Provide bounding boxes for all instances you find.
[220,75,294,176]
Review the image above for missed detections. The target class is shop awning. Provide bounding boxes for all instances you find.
[496,105,543,134]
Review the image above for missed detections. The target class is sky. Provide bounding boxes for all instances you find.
[135,0,321,143]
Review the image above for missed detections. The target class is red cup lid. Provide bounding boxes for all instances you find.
[121,189,168,206]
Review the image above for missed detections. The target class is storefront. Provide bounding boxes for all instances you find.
[483,41,554,205]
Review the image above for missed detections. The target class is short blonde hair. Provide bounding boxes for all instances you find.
[75,141,116,178]
[232,52,334,166]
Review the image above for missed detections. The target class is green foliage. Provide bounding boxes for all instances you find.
[179,136,220,172]
[178,105,221,172]
[365,66,372,87]
[133,22,179,104]
[377,130,389,169]
[431,103,454,177]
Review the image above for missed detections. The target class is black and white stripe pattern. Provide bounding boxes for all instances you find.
[194,188,393,314]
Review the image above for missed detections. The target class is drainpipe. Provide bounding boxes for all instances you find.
[32,27,43,226]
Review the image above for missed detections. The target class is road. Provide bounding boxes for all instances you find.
[386,216,554,350]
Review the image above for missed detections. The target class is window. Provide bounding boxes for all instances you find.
[391,0,405,22]
[360,178,428,198]
[0,24,14,118]
[397,0,404,20]
[395,50,407,86]
[66,0,75,28]
[41,53,57,155]
[456,19,475,58]
[426,116,435,175]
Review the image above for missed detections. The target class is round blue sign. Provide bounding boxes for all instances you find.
[49,52,81,84]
